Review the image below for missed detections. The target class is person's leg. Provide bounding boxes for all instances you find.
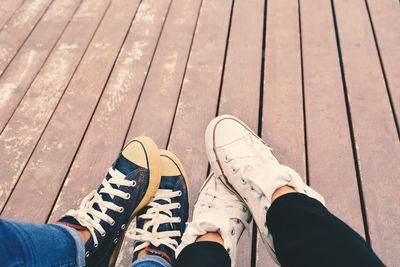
[174,241,230,267]
[204,115,385,267]
[0,218,85,266]
[267,189,385,267]
[129,255,172,267]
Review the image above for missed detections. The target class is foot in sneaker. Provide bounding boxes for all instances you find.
[131,150,189,265]
[176,172,251,267]
[57,136,161,267]
[205,115,325,264]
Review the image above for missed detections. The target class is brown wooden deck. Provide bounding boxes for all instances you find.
[0,0,399,266]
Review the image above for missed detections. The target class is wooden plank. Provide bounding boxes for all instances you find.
[52,0,202,264]
[117,0,213,261]
[0,0,111,210]
[0,0,25,30]
[167,0,232,211]
[333,0,400,264]
[366,0,400,134]
[301,0,365,236]
[48,0,171,223]
[0,0,83,132]
[1,0,141,223]
[48,1,171,266]
[262,0,305,181]
[258,0,302,265]
[0,0,54,76]
[218,1,264,266]
[124,0,202,147]
[50,0,172,263]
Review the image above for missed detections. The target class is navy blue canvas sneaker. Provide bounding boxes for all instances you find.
[131,149,189,265]
[57,136,161,267]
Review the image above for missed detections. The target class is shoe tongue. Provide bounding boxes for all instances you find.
[132,199,176,264]
[92,154,140,217]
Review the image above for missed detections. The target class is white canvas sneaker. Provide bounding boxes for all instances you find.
[176,172,251,267]
[205,115,325,264]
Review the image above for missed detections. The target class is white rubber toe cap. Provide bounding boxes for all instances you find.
[205,115,259,160]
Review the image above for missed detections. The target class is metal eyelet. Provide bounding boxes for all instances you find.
[178,217,181,222]
[101,232,106,237]
[223,155,230,162]
[119,207,124,213]
[231,168,238,174]
[243,197,248,202]
[231,228,235,235]
[121,224,126,230]
[227,248,231,254]
[177,191,182,196]
[235,218,240,224]
[177,203,181,209]
[86,251,90,257]
[132,181,137,186]
[240,178,246,185]
[113,238,118,244]
[126,193,131,199]
[94,243,98,248]
[242,206,247,212]
[303,189,307,193]
[110,220,115,226]
[263,206,268,213]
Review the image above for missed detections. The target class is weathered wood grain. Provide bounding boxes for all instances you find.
[262,0,305,178]
[48,0,171,224]
[218,0,264,266]
[301,0,365,236]
[50,0,202,264]
[0,0,83,132]
[333,0,400,264]
[0,0,53,76]
[0,0,25,31]
[48,1,170,266]
[366,0,400,136]
[0,0,111,210]
[167,0,232,213]
[125,0,202,147]
[0,0,397,266]
[258,0,302,265]
[48,2,173,264]
[1,0,141,223]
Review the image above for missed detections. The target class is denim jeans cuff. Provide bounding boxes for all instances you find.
[56,224,86,267]
[130,254,172,267]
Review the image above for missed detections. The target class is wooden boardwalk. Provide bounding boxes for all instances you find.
[0,0,399,266]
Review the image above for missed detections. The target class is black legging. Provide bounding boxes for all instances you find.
[174,193,384,267]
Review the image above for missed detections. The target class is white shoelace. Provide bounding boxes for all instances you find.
[200,186,251,233]
[65,167,136,245]
[132,189,181,253]
[223,141,267,172]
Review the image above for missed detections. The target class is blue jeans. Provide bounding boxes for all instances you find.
[128,255,171,267]
[0,218,171,267]
[0,218,85,266]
